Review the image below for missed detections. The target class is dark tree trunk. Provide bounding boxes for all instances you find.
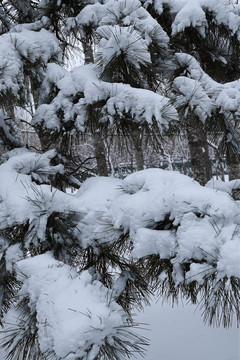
[226,148,240,200]
[88,104,108,177]
[130,124,144,171]
[83,40,108,176]
[226,148,240,181]
[82,41,94,64]
[92,130,108,176]
[228,159,240,181]
[37,128,58,151]
[186,114,212,186]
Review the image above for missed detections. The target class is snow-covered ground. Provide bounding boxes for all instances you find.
[135,299,240,360]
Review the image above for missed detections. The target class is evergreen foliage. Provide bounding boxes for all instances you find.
[0,0,239,359]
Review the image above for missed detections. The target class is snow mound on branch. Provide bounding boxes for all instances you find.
[149,0,240,39]
[206,178,240,196]
[80,81,178,128]
[96,25,151,69]
[9,28,61,64]
[76,176,122,211]
[73,0,169,47]
[0,149,77,239]
[33,63,99,131]
[70,169,240,280]
[15,253,129,359]
[0,35,22,96]
[171,0,207,36]
[0,28,61,98]
[74,176,122,248]
[174,53,240,123]
[173,76,214,122]
[110,169,240,279]
[132,228,176,258]
[0,148,239,283]
[99,0,169,48]
[35,63,178,132]
[173,53,240,153]
[77,169,240,280]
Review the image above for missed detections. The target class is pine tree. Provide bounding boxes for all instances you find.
[35,0,110,176]
[0,1,239,359]
[143,0,240,185]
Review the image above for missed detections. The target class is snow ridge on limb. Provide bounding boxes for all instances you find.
[0,155,239,360]
[0,28,61,106]
[96,25,151,71]
[143,0,240,39]
[173,53,240,165]
[174,53,240,115]
[173,76,214,122]
[34,63,178,134]
[97,169,240,327]
[0,151,150,359]
[79,81,178,130]
[1,253,148,360]
[71,0,169,47]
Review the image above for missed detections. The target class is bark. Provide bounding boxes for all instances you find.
[92,130,108,176]
[186,114,212,186]
[130,124,144,171]
[224,117,240,182]
[82,41,94,64]
[89,105,108,177]
[90,116,108,176]
[226,148,240,200]
[228,157,240,181]
[37,128,58,151]
[83,41,108,176]
[226,146,240,181]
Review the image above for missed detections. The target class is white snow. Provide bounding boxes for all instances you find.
[171,0,207,36]
[0,149,78,244]
[0,150,239,358]
[34,64,178,133]
[0,28,61,100]
[73,0,169,48]
[206,178,240,196]
[173,52,240,134]
[0,0,240,358]
[149,0,240,40]
[173,76,214,122]
[14,253,129,360]
[107,169,240,279]
[1,152,239,279]
[96,25,151,70]
[132,228,176,258]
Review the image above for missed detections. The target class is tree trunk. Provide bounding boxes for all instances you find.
[226,149,240,181]
[37,127,58,151]
[88,103,108,177]
[186,114,212,186]
[226,148,240,200]
[130,124,144,171]
[92,130,108,176]
[82,41,94,64]
[83,40,108,176]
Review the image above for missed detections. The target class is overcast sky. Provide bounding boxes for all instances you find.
[135,298,240,360]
